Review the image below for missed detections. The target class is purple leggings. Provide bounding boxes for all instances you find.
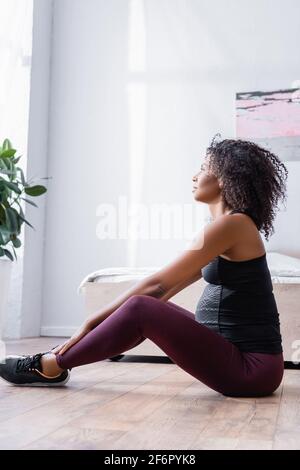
[55,295,284,397]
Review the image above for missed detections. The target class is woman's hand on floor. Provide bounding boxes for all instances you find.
[51,322,93,356]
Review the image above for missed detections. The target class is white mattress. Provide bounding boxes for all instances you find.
[78,252,300,294]
[267,252,300,277]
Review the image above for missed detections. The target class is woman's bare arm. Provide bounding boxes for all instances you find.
[148,214,239,294]
[85,270,202,329]
[52,271,203,356]
[157,271,203,302]
[85,276,167,329]
[86,214,238,329]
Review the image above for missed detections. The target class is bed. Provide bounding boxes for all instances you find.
[78,252,300,366]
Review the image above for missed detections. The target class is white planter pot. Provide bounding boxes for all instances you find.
[0,258,13,340]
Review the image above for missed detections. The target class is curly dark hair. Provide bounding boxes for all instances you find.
[206,133,288,241]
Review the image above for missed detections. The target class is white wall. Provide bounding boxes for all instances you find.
[39,0,300,336]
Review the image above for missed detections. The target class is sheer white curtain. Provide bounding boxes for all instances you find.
[0,0,33,337]
[0,0,33,252]
[0,0,33,135]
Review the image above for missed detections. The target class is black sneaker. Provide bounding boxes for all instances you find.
[0,351,71,387]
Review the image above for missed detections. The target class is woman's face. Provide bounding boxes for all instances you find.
[192,156,223,203]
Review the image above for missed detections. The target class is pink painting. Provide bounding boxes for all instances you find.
[236,87,300,161]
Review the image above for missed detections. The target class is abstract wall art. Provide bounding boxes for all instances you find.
[236,87,300,161]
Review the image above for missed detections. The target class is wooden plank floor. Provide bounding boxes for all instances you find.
[0,337,299,450]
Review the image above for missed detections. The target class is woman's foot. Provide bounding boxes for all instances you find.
[40,353,65,377]
[0,350,71,387]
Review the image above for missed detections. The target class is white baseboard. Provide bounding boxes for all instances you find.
[40,326,77,337]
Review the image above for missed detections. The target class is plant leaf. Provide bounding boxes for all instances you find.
[0,225,11,244]
[2,139,12,150]
[17,167,28,187]
[12,237,21,248]
[0,149,16,159]
[0,247,4,257]
[3,180,21,194]
[0,157,10,170]
[11,244,17,260]
[4,207,18,233]
[24,185,47,197]
[20,197,38,208]
[12,207,22,231]
[18,213,35,230]
[3,248,14,261]
[14,204,24,231]
[13,156,22,164]
[0,168,15,176]
[6,158,17,181]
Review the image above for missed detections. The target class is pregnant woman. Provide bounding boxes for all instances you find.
[0,135,288,397]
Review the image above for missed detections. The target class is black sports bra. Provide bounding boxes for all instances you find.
[194,209,283,354]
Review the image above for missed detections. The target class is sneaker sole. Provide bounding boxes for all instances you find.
[0,370,71,387]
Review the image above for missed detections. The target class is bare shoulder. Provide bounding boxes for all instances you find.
[227,211,257,225]
[200,212,242,237]
[220,212,265,258]
[187,213,241,253]
[224,212,259,235]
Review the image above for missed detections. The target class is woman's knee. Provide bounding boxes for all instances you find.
[124,294,157,310]
[121,295,162,323]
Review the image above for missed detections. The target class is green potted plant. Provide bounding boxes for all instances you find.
[0,138,49,337]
